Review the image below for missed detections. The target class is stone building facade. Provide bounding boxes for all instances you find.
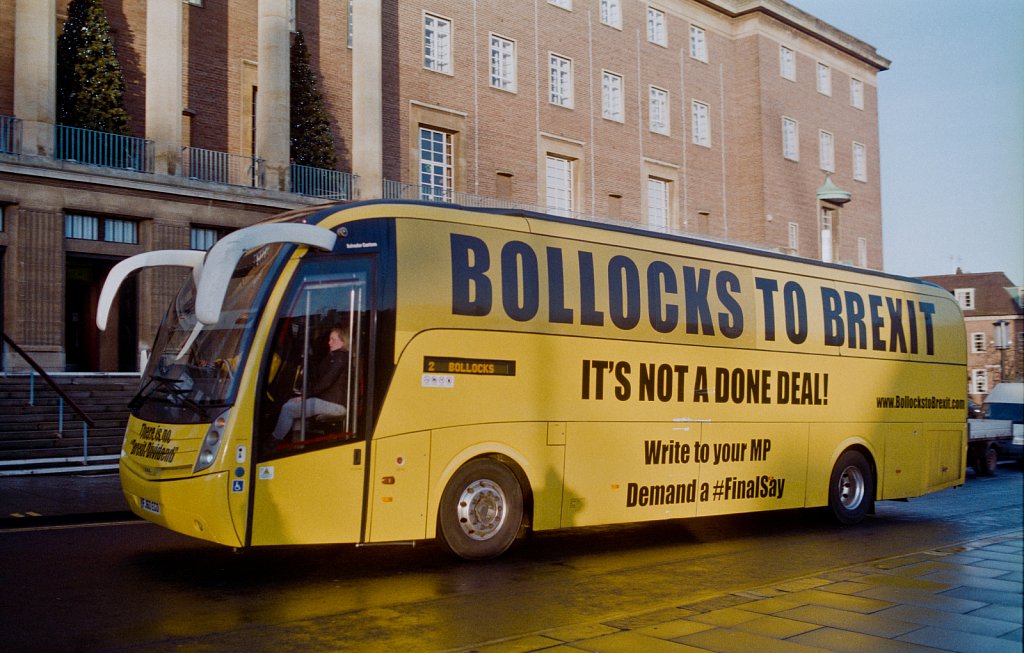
[0,0,889,371]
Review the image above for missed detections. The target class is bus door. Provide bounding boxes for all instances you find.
[249,254,373,545]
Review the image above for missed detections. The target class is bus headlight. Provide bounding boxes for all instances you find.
[194,410,231,473]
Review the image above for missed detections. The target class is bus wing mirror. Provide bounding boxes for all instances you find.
[97,250,206,331]
[195,224,337,325]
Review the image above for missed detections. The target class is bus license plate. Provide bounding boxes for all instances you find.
[140,498,161,515]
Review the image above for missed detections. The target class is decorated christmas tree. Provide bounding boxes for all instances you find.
[56,0,130,135]
[290,30,337,169]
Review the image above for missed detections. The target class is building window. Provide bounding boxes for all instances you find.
[65,213,138,244]
[820,207,834,263]
[850,78,864,109]
[649,86,669,135]
[419,127,453,201]
[545,155,574,216]
[347,0,353,48]
[689,25,707,62]
[971,332,987,353]
[788,222,799,253]
[647,177,670,232]
[782,117,798,161]
[819,130,835,172]
[190,226,231,251]
[971,369,988,394]
[490,35,516,92]
[853,142,867,181]
[600,0,621,28]
[857,237,868,268]
[549,0,571,9]
[647,7,667,46]
[186,0,203,6]
[549,54,573,108]
[602,71,624,122]
[954,288,975,311]
[691,100,710,147]
[423,13,452,74]
[816,62,831,96]
[780,45,796,81]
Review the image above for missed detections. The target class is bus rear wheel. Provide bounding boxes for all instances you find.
[828,450,874,525]
[438,458,524,560]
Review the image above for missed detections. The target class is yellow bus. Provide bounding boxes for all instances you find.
[98,201,967,559]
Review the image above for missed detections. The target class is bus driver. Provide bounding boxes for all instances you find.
[271,326,349,441]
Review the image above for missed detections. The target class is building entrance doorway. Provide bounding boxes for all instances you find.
[65,256,137,372]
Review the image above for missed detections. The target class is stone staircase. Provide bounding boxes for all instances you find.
[0,374,139,474]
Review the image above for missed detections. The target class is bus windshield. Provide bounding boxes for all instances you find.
[132,243,284,424]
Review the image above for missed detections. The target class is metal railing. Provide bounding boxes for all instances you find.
[0,114,21,155]
[383,179,604,222]
[290,164,358,200]
[182,146,265,188]
[0,333,116,475]
[54,124,154,172]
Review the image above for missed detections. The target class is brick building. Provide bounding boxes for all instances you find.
[921,270,1024,403]
[0,0,889,372]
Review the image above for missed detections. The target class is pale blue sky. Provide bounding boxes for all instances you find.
[793,0,1024,284]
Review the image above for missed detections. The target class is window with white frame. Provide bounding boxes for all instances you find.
[647,178,670,232]
[780,45,796,81]
[65,213,138,244]
[971,368,988,394]
[782,117,798,160]
[819,130,835,172]
[545,155,574,216]
[954,288,975,311]
[549,54,573,108]
[649,86,669,134]
[691,100,710,147]
[600,0,621,28]
[820,207,834,263]
[423,13,451,74]
[549,0,571,9]
[850,78,864,109]
[853,142,867,181]
[602,71,624,121]
[689,25,707,62]
[816,62,831,95]
[647,7,667,46]
[971,332,987,353]
[857,237,868,268]
[490,34,516,92]
[419,127,453,201]
[788,222,799,253]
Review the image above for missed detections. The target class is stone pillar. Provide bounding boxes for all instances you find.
[352,0,383,199]
[13,0,57,158]
[256,0,291,192]
[146,0,184,176]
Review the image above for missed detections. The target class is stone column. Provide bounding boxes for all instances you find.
[13,0,56,158]
[352,0,383,199]
[145,0,184,176]
[256,0,291,192]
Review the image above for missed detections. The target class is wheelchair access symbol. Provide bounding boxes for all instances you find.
[232,480,244,493]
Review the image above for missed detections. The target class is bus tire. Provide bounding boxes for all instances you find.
[438,458,524,560]
[828,450,874,525]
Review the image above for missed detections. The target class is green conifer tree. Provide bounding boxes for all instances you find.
[290,31,337,169]
[56,0,130,135]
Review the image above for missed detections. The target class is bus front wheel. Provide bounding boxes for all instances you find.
[828,450,874,525]
[438,458,524,560]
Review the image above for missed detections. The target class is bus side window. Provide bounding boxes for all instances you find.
[260,267,369,456]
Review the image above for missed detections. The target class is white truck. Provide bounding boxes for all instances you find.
[967,418,1014,475]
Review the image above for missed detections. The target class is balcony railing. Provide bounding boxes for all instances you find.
[54,124,154,172]
[0,115,21,155]
[290,164,358,200]
[182,146,265,189]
